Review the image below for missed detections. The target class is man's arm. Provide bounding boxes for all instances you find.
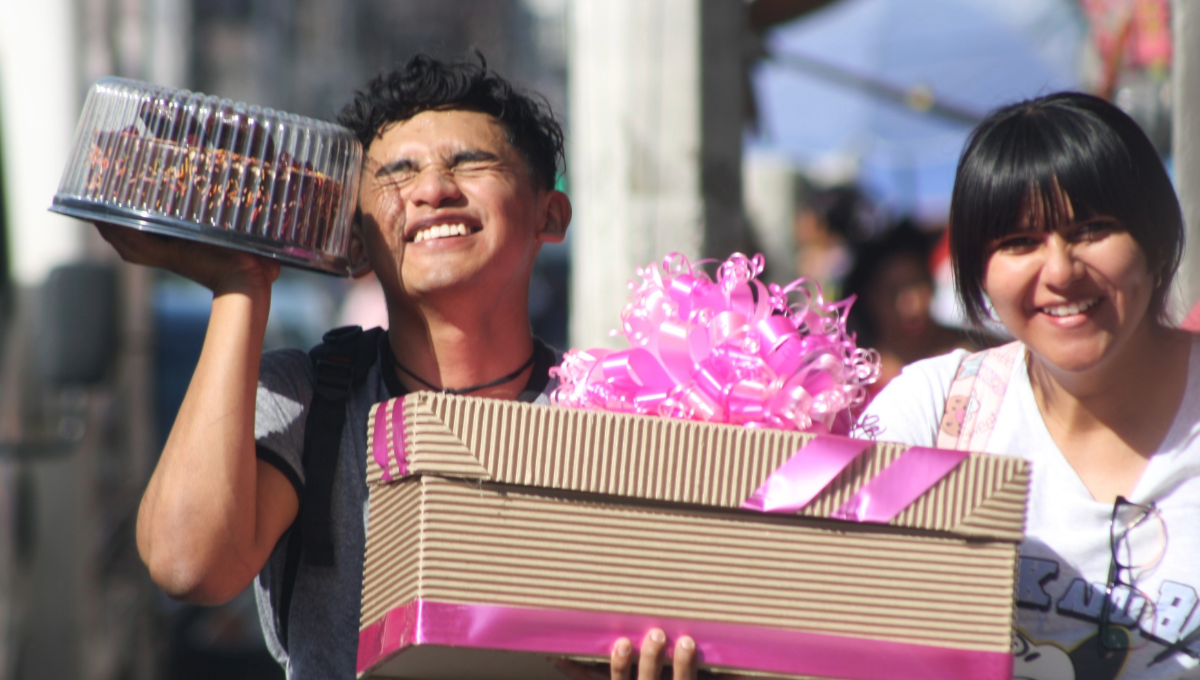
[97,224,298,604]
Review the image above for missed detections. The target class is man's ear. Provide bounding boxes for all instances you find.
[538,190,571,244]
[348,210,374,278]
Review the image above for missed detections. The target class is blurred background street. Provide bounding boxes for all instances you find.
[0,0,1189,677]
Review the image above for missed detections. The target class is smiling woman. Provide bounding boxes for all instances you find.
[861,92,1200,680]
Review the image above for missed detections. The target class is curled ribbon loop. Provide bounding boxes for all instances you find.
[551,252,881,433]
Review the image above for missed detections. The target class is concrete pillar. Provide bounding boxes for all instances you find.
[1173,0,1200,321]
[743,152,799,286]
[568,0,749,348]
[2,0,179,677]
[146,0,191,88]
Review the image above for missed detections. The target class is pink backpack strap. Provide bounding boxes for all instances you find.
[936,341,1023,451]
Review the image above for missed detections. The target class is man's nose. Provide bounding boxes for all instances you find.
[407,166,461,207]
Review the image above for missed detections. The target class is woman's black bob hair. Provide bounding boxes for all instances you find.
[949,91,1183,326]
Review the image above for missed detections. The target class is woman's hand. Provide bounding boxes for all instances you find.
[552,629,699,680]
[94,221,280,295]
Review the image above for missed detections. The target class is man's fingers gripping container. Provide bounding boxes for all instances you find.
[51,77,366,276]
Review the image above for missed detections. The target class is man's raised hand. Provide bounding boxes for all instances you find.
[94,221,280,294]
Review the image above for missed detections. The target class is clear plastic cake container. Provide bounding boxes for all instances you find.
[51,77,365,276]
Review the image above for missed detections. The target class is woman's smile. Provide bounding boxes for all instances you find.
[1038,297,1100,318]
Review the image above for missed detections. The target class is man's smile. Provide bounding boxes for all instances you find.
[412,222,471,243]
[404,214,484,243]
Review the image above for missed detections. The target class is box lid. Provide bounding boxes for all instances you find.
[366,393,1028,540]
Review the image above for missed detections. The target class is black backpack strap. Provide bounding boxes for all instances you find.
[277,324,383,650]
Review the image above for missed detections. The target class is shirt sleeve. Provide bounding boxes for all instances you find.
[255,348,313,494]
[858,349,968,447]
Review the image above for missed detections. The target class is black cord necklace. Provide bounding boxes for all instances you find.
[394,348,537,395]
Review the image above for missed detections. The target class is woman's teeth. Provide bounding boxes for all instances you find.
[1042,298,1100,317]
[413,223,469,243]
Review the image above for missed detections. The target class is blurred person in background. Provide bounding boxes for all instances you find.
[792,184,875,298]
[843,220,975,400]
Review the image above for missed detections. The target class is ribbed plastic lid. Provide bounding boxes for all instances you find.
[51,77,365,276]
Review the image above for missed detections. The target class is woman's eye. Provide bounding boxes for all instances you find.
[994,236,1039,252]
[1072,220,1117,241]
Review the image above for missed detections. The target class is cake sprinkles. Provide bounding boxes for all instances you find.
[83,128,343,244]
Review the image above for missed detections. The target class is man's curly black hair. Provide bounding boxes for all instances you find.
[337,53,564,191]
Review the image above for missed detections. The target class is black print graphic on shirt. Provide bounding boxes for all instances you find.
[1013,628,1130,680]
[1014,556,1200,678]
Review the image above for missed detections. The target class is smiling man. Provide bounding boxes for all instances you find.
[114,55,570,679]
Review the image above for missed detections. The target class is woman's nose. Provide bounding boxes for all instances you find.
[1041,234,1082,286]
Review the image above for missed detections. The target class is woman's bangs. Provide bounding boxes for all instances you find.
[969,130,1060,246]
[1001,114,1126,237]
[1049,146,1132,228]
[1018,178,1079,234]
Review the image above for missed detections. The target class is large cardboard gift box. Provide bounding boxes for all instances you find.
[356,393,1029,680]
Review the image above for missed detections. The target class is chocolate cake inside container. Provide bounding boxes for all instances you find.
[51,77,364,276]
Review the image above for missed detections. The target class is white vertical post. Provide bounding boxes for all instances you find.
[569,0,703,349]
[146,0,190,88]
[0,3,85,677]
[743,153,799,286]
[1172,0,1200,321]
[568,0,747,349]
[0,0,85,286]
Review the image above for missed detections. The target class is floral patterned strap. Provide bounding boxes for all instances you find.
[936,341,1023,452]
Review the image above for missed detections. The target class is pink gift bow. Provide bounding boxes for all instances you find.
[550,252,880,433]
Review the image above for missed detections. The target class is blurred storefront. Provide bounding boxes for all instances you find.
[1,0,1199,678]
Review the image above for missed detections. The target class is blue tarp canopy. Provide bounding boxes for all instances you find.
[750,0,1085,220]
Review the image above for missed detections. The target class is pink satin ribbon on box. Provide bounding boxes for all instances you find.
[357,599,1012,680]
[831,446,970,523]
[550,253,880,434]
[740,436,969,523]
[740,436,872,514]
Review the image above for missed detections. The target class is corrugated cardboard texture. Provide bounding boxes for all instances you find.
[360,477,1018,658]
[366,394,1029,540]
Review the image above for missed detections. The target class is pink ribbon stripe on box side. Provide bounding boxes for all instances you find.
[370,399,393,482]
[740,435,872,514]
[370,397,409,481]
[831,446,970,523]
[391,397,408,476]
[357,599,1012,680]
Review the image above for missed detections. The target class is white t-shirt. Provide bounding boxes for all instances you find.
[862,342,1200,680]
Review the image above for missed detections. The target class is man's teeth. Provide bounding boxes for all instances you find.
[413,223,469,243]
[1042,298,1100,317]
